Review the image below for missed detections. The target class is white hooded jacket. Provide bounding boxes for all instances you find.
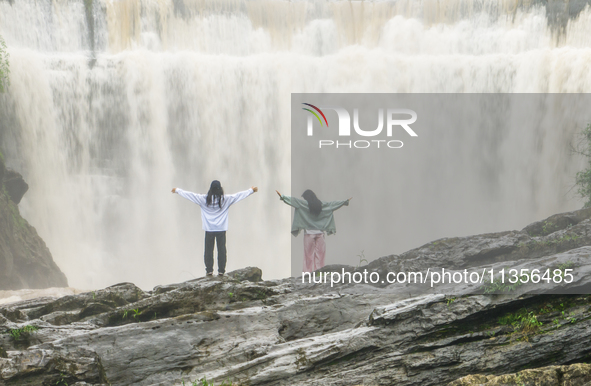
[175,188,254,231]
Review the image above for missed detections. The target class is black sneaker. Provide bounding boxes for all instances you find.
[218,273,224,277]
[206,272,213,277]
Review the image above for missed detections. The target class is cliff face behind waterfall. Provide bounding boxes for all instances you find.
[0,153,68,290]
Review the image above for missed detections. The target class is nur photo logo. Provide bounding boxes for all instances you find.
[302,103,418,149]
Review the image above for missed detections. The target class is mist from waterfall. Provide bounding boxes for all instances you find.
[1,0,591,289]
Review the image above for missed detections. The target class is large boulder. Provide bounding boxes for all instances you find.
[0,154,67,290]
[227,266,263,282]
[3,169,28,204]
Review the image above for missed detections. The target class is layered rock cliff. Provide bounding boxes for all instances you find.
[0,152,68,290]
[1,209,591,385]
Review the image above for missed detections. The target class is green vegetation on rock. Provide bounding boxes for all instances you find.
[7,325,39,341]
[182,377,234,386]
[575,123,591,207]
[8,197,27,229]
[498,309,543,334]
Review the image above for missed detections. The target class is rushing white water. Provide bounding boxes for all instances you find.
[0,287,87,306]
[1,0,591,289]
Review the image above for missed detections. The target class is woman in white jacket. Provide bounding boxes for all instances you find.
[172,180,257,277]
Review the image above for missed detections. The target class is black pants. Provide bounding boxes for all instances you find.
[204,231,227,274]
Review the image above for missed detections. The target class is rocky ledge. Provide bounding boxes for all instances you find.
[450,363,591,385]
[2,209,591,385]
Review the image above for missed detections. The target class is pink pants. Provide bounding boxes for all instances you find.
[303,233,326,272]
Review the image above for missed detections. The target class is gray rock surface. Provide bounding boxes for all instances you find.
[0,347,107,386]
[319,207,591,295]
[228,266,263,283]
[448,363,591,386]
[0,154,68,290]
[1,210,591,385]
[2,169,28,205]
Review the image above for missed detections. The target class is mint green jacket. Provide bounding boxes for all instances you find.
[280,195,349,236]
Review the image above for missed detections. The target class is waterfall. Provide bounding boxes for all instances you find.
[1,0,591,289]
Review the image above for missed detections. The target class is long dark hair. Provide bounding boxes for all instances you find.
[206,180,224,208]
[302,189,322,216]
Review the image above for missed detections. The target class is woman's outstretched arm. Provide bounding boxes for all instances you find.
[224,186,258,206]
[172,187,206,206]
[276,190,306,208]
[325,197,352,211]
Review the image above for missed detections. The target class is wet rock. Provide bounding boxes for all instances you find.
[523,207,591,237]
[448,363,591,385]
[0,156,67,290]
[0,346,108,385]
[0,209,590,385]
[2,169,28,205]
[227,266,263,282]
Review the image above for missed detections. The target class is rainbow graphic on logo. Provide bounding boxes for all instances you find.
[302,103,328,127]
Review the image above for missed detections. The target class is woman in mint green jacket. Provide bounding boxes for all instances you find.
[276,189,351,272]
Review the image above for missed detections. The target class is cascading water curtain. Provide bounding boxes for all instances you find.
[1,0,591,289]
